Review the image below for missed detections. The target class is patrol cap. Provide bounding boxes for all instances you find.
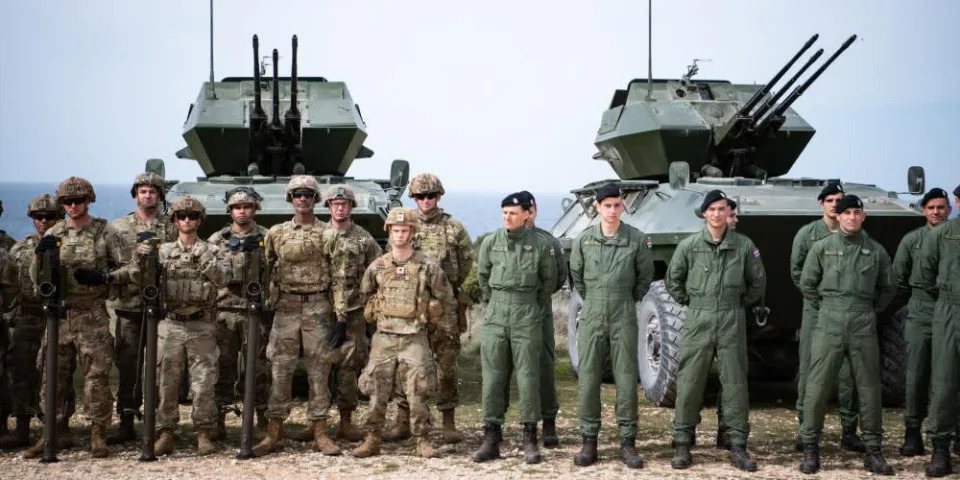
[920,188,949,207]
[594,184,622,203]
[700,189,729,213]
[501,192,524,208]
[834,194,864,214]
[817,182,844,201]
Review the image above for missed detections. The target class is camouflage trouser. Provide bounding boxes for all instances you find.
[38,301,114,427]
[396,324,459,412]
[113,309,144,417]
[359,330,437,435]
[266,292,334,422]
[215,309,272,410]
[6,308,44,416]
[157,317,219,432]
[332,309,370,411]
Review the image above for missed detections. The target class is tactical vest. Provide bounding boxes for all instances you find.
[161,242,217,315]
[50,218,111,299]
[416,215,461,283]
[273,222,328,291]
[12,236,40,304]
[375,256,429,334]
[213,225,268,308]
[111,213,170,306]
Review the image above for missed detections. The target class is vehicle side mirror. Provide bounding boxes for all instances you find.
[907,166,925,195]
[669,161,690,189]
[390,159,410,189]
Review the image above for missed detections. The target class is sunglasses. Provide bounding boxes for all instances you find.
[61,197,86,206]
[32,213,59,221]
[412,192,438,200]
[175,211,201,221]
[291,191,316,200]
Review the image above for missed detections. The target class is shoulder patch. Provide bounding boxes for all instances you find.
[752,248,760,258]
[644,237,653,248]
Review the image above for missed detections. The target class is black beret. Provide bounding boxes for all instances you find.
[700,189,729,213]
[727,198,738,210]
[954,184,960,197]
[595,184,622,203]
[501,193,523,208]
[921,188,949,207]
[817,182,844,201]
[516,190,536,209]
[834,194,864,214]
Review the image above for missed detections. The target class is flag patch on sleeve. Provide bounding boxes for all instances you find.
[752,248,761,258]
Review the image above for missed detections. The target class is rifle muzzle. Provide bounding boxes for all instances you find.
[38,282,57,298]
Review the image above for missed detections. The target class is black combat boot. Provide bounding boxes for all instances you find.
[541,418,558,448]
[730,444,758,472]
[619,437,644,469]
[522,422,541,464]
[106,413,136,445]
[799,442,820,474]
[671,442,692,469]
[574,435,598,466]
[716,425,731,450]
[840,426,866,453]
[471,423,502,463]
[900,426,925,456]
[926,440,953,477]
[863,445,894,475]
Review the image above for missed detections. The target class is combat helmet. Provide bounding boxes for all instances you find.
[56,176,96,203]
[169,196,207,223]
[223,186,263,213]
[285,175,321,202]
[324,184,357,208]
[27,194,64,218]
[384,207,419,232]
[408,173,445,197]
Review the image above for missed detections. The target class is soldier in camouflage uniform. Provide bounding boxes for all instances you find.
[254,175,339,457]
[0,201,16,250]
[0,196,63,450]
[208,187,271,441]
[353,207,455,459]
[0,200,19,447]
[24,177,138,459]
[143,196,224,456]
[105,172,171,443]
[384,173,472,445]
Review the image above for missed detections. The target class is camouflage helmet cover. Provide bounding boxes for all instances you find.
[28,194,63,217]
[384,207,419,232]
[408,173,445,197]
[323,184,357,207]
[285,175,321,202]
[169,195,207,223]
[130,172,166,199]
[56,176,96,203]
[224,186,262,212]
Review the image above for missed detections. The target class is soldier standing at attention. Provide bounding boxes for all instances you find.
[667,190,765,472]
[472,192,556,465]
[352,207,454,459]
[0,201,15,250]
[790,182,864,453]
[0,200,18,447]
[148,197,224,456]
[917,184,960,478]
[254,175,338,457]
[106,172,171,444]
[207,187,270,441]
[0,196,63,450]
[569,185,653,468]
[893,187,952,456]
[798,194,895,475]
[25,177,137,459]
[383,173,473,445]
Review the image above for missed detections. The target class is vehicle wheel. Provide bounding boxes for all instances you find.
[637,280,685,407]
[567,287,583,378]
[879,306,907,407]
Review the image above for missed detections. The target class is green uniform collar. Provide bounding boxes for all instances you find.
[586,223,629,246]
[698,226,736,250]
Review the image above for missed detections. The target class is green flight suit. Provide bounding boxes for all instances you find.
[667,227,766,446]
[799,231,894,447]
[570,223,653,439]
[790,219,859,430]
[917,217,960,442]
[476,227,556,425]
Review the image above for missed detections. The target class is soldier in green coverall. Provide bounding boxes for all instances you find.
[798,194,895,476]
[917,184,960,478]
[893,187,952,457]
[667,190,766,472]
[472,192,556,465]
[790,182,864,453]
[569,184,653,469]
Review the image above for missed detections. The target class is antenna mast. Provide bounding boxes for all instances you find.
[209,0,217,98]
[646,0,653,101]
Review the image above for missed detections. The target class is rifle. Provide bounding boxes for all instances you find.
[137,236,162,462]
[37,238,66,463]
[237,234,266,459]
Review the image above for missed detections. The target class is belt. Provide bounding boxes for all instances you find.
[20,304,45,316]
[66,298,102,308]
[939,291,960,304]
[820,297,874,311]
[687,296,741,309]
[489,289,538,303]
[280,291,326,302]
[216,305,249,313]
[168,310,208,322]
[115,309,142,320]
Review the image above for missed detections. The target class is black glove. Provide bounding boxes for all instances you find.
[74,268,112,285]
[241,235,262,252]
[328,319,348,348]
[35,235,59,253]
[136,231,157,243]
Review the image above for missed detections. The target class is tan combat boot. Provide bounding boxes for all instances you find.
[89,424,109,458]
[338,409,364,442]
[211,411,226,441]
[381,406,411,442]
[0,415,32,449]
[155,429,176,456]
[441,409,463,444]
[252,419,284,457]
[22,438,46,459]
[416,435,439,458]
[254,408,268,441]
[287,423,315,442]
[353,430,381,458]
[196,430,218,456]
[313,419,342,455]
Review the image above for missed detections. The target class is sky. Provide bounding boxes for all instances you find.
[0,0,957,195]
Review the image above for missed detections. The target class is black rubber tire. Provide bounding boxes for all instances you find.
[879,306,907,407]
[567,287,583,378]
[636,280,685,407]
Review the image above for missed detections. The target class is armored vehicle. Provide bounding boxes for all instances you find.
[147,35,409,243]
[554,34,925,407]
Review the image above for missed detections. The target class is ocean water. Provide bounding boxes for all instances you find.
[0,182,569,242]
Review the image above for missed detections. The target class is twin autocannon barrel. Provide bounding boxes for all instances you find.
[249,34,302,177]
